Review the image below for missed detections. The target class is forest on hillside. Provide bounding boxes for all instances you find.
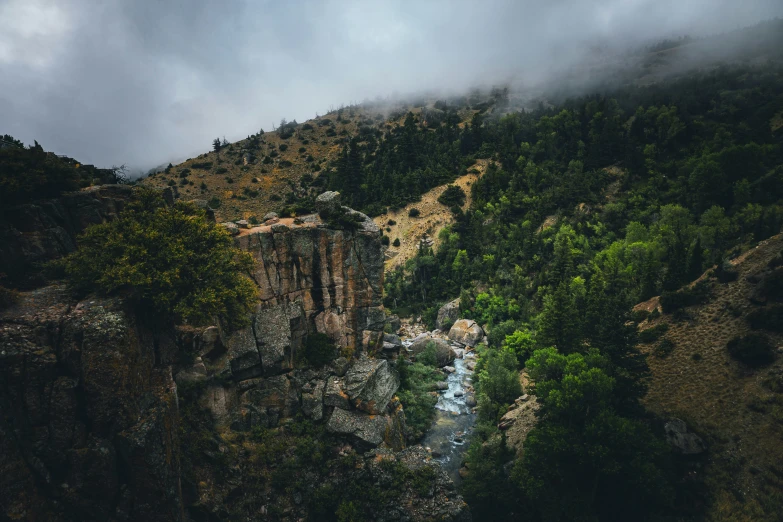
[328,63,783,520]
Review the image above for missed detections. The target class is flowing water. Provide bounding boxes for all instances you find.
[421,353,477,483]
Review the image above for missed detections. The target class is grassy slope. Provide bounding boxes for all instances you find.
[636,234,783,521]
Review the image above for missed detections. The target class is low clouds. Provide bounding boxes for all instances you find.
[1,0,781,170]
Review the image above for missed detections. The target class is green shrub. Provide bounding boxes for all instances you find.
[747,306,783,332]
[393,238,400,247]
[715,260,738,283]
[215,167,228,174]
[380,235,390,246]
[396,357,444,441]
[660,280,711,313]
[408,208,420,218]
[200,182,207,190]
[417,341,439,367]
[178,169,191,178]
[279,160,293,168]
[62,188,257,328]
[727,334,776,366]
[437,185,466,208]
[191,161,212,170]
[638,323,669,343]
[208,196,221,208]
[0,285,20,310]
[653,338,675,358]
[279,144,288,152]
[270,194,282,201]
[298,146,306,153]
[387,219,396,226]
[167,180,176,187]
[299,333,337,367]
[225,177,234,184]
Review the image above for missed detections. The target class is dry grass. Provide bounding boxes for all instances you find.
[141,108,385,222]
[372,160,487,271]
[637,233,783,521]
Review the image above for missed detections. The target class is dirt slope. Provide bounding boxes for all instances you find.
[636,233,783,521]
[372,160,487,271]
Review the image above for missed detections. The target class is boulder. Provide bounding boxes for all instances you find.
[384,333,402,347]
[330,357,350,377]
[324,378,350,409]
[443,366,456,374]
[315,191,342,217]
[664,419,706,455]
[301,380,326,421]
[465,395,477,407]
[326,408,388,447]
[448,319,484,347]
[343,355,399,414]
[236,219,250,229]
[409,337,457,368]
[223,326,262,380]
[386,315,402,333]
[262,211,278,222]
[436,298,460,330]
[221,222,240,236]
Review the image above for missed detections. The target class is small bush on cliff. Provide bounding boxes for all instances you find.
[62,188,257,329]
[299,333,337,367]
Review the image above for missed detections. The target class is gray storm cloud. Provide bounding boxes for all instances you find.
[1,0,781,170]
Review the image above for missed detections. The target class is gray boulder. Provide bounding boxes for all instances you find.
[448,319,484,347]
[343,355,399,415]
[316,191,342,217]
[409,337,456,368]
[301,379,326,421]
[384,333,402,347]
[221,222,240,236]
[436,298,460,330]
[326,408,388,447]
[262,211,278,222]
[664,419,706,454]
[324,377,350,409]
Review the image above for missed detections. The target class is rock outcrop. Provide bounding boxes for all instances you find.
[436,298,460,330]
[664,419,706,455]
[231,208,385,367]
[448,319,485,347]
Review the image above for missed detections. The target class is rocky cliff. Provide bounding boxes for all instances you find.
[0,189,470,521]
[0,286,182,521]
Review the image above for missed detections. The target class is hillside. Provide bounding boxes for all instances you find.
[140,101,485,223]
[637,234,783,520]
[374,159,487,270]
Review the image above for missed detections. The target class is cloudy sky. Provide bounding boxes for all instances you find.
[1,0,781,171]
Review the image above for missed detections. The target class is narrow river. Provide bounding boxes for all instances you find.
[421,353,477,483]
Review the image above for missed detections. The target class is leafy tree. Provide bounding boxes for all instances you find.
[62,188,257,329]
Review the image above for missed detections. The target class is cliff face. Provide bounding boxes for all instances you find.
[0,286,182,521]
[227,212,386,379]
